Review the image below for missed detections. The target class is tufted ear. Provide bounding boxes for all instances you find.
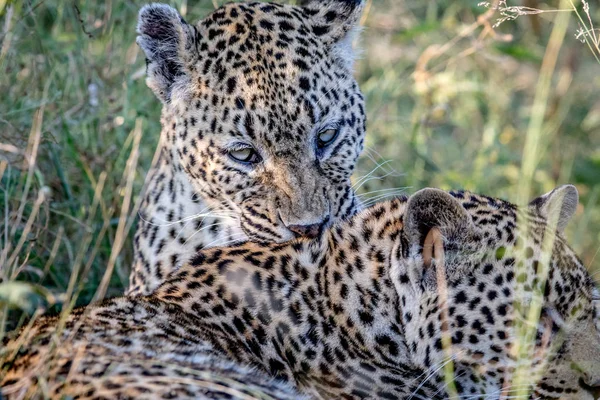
[301,0,365,69]
[404,188,475,250]
[136,3,198,104]
[529,185,578,233]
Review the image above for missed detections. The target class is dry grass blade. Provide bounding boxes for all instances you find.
[426,228,459,398]
[511,1,572,396]
[0,5,14,66]
[571,0,600,64]
[0,0,599,396]
[2,109,42,263]
[6,191,46,279]
[517,0,571,205]
[414,0,512,81]
[63,172,107,304]
[1,108,45,278]
[40,225,64,280]
[93,119,142,301]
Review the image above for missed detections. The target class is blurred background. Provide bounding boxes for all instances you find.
[1,0,599,326]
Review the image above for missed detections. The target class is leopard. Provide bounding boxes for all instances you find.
[129,0,368,296]
[3,185,599,399]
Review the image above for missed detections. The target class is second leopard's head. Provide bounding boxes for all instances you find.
[391,186,600,399]
[136,0,367,241]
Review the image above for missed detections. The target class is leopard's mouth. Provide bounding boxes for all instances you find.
[238,209,295,243]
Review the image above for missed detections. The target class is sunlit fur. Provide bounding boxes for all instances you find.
[391,186,600,399]
[3,187,598,399]
[129,0,368,296]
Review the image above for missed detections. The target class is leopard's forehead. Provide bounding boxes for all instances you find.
[389,190,598,397]
[450,190,517,222]
[180,2,363,148]
[194,1,356,92]
[447,190,596,316]
[449,190,518,244]
[449,190,582,269]
[199,2,336,60]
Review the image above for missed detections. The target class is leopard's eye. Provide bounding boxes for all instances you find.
[317,128,339,148]
[228,146,261,164]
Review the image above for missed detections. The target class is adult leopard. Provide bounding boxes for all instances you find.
[129,0,367,295]
[3,186,599,399]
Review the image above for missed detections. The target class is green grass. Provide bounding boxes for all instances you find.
[1,0,599,338]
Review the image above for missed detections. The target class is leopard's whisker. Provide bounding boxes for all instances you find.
[352,160,394,190]
[194,198,241,215]
[408,354,461,400]
[174,203,238,240]
[184,221,238,246]
[363,192,404,202]
[138,212,236,228]
[588,269,600,280]
[201,233,248,250]
[357,187,408,198]
[354,172,397,194]
[353,168,404,194]
[457,383,536,400]
[362,191,407,207]
[358,190,407,203]
[407,354,458,387]
[433,369,469,399]
[405,392,431,400]
[585,244,600,273]
[362,148,404,177]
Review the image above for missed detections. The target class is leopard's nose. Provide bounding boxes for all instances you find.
[584,376,600,389]
[287,219,328,239]
[580,377,600,399]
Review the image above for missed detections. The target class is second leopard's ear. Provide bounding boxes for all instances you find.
[404,189,476,260]
[137,3,199,104]
[300,0,366,69]
[528,185,578,234]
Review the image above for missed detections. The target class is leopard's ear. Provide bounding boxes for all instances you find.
[136,3,198,104]
[404,188,475,250]
[529,185,578,233]
[301,0,365,69]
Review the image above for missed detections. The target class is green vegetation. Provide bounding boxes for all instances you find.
[1,0,598,340]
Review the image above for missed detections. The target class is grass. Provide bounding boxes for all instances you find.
[1,0,599,397]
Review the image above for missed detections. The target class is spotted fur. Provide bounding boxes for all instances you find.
[3,186,599,399]
[129,0,367,296]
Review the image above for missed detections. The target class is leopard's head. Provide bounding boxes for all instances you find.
[137,0,366,241]
[392,186,600,399]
